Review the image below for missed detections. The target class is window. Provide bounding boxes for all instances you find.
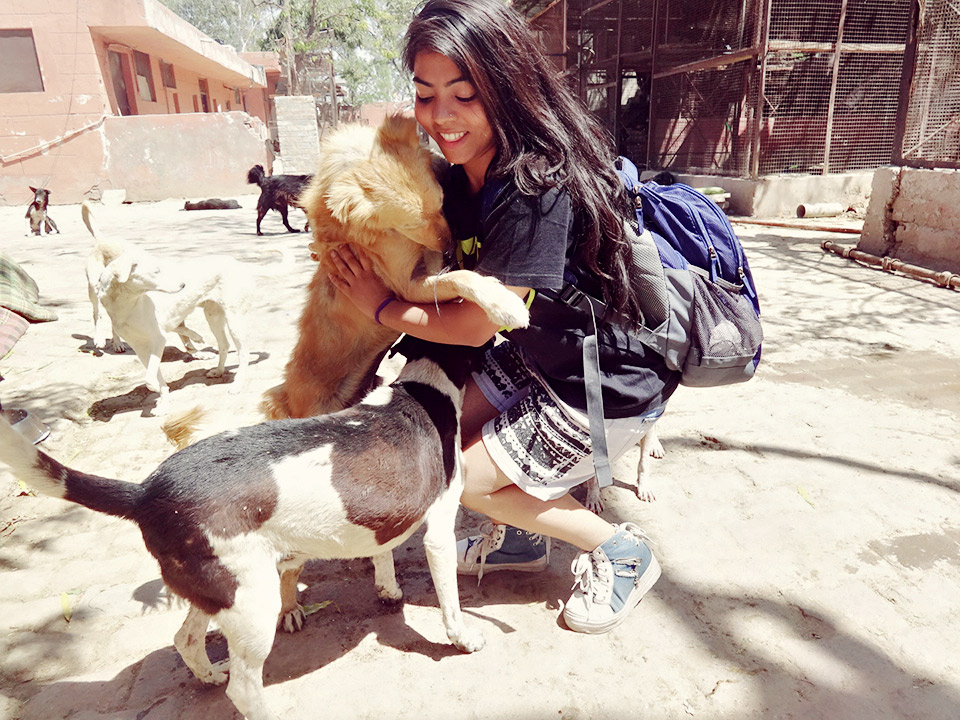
[0,29,44,93]
[198,78,209,112]
[133,50,155,102]
[160,60,176,89]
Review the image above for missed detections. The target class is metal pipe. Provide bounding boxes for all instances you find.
[732,217,861,234]
[797,202,845,218]
[821,240,960,290]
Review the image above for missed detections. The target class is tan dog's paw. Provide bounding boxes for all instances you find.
[468,275,530,329]
[279,606,305,633]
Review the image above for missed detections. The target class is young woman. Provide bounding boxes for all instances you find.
[328,0,679,634]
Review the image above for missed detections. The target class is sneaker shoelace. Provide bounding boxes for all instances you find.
[570,524,653,607]
[466,521,505,583]
[570,549,614,606]
[467,523,548,583]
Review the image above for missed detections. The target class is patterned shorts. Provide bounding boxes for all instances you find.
[473,342,664,501]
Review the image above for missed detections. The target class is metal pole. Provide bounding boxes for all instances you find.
[823,0,849,175]
[329,57,338,128]
[646,0,661,170]
[283,0,296,94]
[892,0,921,165]
[750,0,772,179]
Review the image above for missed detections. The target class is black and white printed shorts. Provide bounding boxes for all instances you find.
[473,341,663,501]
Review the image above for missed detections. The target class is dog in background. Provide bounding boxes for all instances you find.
[0,334,495,720]
[82,201,129,353]
[582,425,665,514]
[246,164,312,236]
[260,115,528,424]
[95,241,274,414]
[25,187,59,235]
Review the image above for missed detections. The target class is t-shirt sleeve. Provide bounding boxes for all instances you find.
[474,184,572,291]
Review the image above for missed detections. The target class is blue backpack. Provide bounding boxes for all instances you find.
[560,156,763,488]
[613,156,762,385]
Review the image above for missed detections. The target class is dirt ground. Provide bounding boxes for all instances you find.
[1,195,959,720]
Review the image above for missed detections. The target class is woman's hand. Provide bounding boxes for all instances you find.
[327,245,393,320]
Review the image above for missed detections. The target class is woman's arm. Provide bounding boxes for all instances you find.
[328,245,529,347]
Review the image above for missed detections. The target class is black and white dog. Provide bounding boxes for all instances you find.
[25,186,59,235]
[0,335,495,720]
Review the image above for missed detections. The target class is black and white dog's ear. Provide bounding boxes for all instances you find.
[29,186,37,194]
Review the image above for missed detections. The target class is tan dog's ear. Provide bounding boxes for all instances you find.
[375,114,419,156]
[326,169,378,227]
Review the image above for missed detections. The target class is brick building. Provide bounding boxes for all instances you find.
[0,0,279,206]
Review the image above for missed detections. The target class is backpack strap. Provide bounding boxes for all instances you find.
[581,301,614,489]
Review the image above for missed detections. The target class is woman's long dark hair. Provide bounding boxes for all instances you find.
[403,0,643,325]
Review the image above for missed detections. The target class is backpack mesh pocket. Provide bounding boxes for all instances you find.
[686,272,763,370]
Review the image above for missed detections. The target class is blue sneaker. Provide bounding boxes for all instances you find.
[562,522,661,633]
[456,523,550,580]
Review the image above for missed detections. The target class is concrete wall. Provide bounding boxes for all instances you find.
[860,167,960,273]
[655,171,875,218]
[0,111,269,205]
[0,0,270,206]
[274,96,319,175]
[101,112,269,202]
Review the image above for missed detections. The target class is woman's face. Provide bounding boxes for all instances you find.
[413,51,496,192]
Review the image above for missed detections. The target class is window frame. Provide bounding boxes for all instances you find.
[0,29,44,93]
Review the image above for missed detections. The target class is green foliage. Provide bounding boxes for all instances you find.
[161,0,420,103]
[161,0,277,52]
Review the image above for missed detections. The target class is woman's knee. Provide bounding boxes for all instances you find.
[460,441,510,508]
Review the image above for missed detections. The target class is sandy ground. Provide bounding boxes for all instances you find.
[1,195,959,720]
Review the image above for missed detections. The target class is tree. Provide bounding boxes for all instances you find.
[161,0,419,103]
[161,0,278,52]
[259,0,421,104]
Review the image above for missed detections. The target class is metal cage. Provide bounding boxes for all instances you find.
[518,0,957,177]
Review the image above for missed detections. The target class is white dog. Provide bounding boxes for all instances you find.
[583,425,665,513]
[96,246,260,413]
[82,201,129,353]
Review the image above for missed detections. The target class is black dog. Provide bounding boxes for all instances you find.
[25,187,59,235]
[246,164,312,236]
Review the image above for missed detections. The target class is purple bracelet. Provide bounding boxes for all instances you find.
[374,296,397,325]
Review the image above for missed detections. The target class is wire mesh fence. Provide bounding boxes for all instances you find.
[519,0,956,177]
[898,0,960,168]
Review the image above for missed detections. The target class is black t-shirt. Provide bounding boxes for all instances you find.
[442,165,679,418]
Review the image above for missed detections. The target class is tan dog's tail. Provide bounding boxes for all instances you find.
[161,405,210,449]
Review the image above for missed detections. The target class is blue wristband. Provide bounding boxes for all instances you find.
[374,296,397,325]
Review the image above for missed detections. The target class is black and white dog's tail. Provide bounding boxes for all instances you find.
[0,420,142,520]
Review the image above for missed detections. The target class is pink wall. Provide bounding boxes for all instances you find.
[0,0,274,206]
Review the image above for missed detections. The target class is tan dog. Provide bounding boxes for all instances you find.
[190,115,524,633]
[260,114,526,422]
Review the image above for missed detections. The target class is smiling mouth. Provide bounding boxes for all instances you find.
[439,131,466,143]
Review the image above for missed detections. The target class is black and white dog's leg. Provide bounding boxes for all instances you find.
[371,550,403,604]
[174,604,228,685]
[216,556,282,720]
[422,471,484,653]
